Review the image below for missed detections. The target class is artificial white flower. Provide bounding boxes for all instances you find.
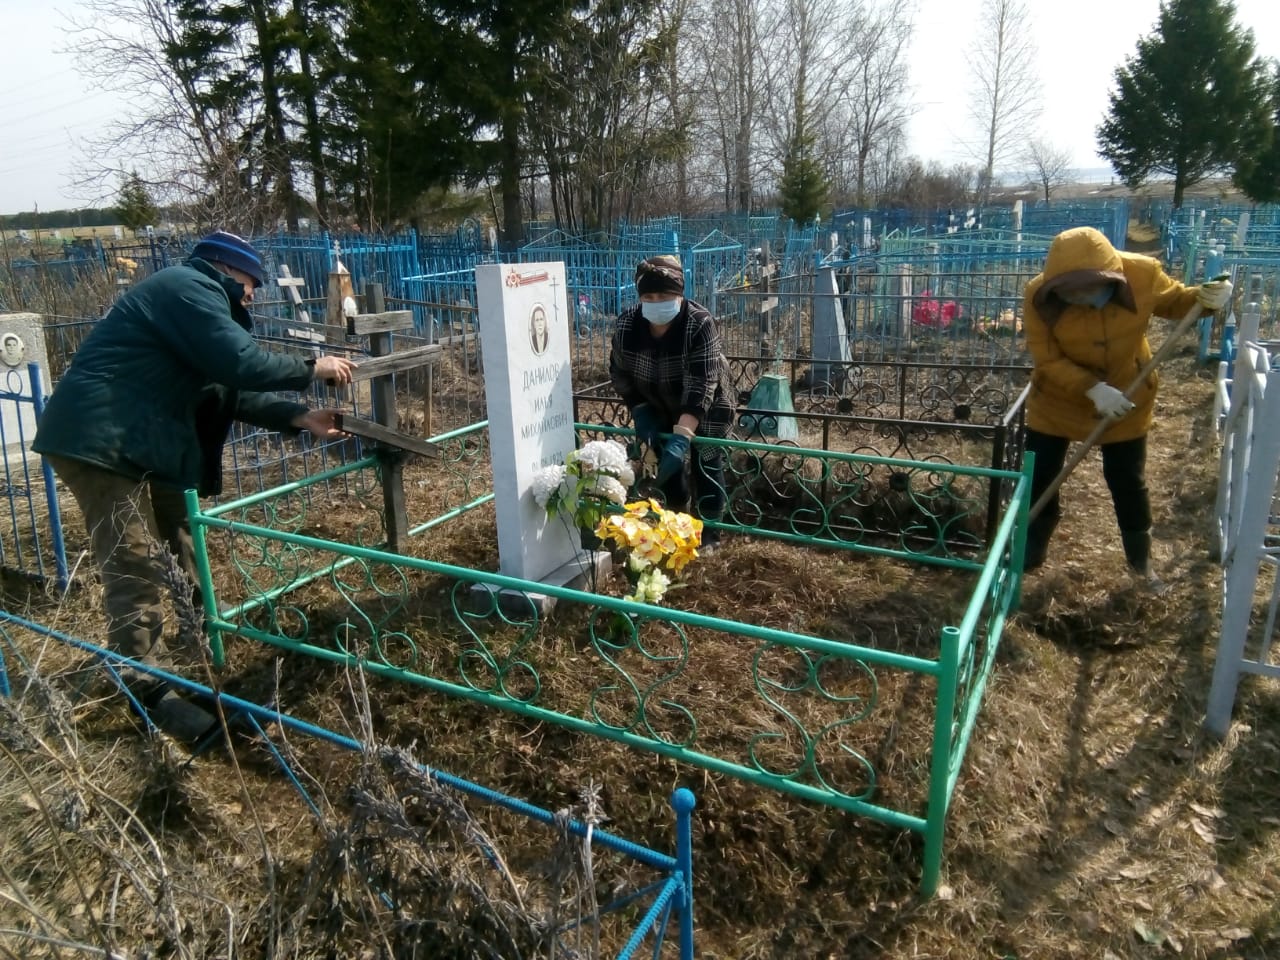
[630,568,670,604]
[575,439,630,476]
[531,464,567,508]
[616,463,636,487]
[588,474,628,505]
[627,552,652,574]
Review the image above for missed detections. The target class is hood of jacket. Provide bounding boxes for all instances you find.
[1031,227,1137,320]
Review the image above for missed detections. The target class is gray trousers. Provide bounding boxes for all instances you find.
[48,455,202,678]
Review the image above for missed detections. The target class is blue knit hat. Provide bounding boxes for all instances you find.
[191,231,265,288]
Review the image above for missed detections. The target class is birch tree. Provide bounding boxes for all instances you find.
[967,0,1040,206]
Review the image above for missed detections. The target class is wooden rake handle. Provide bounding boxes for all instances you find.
[1027,300,1208,522]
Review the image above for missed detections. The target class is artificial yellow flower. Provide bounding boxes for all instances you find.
[631,526,666,566]
[666,544,697,574]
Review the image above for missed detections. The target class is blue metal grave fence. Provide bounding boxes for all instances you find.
[0,612,697,960]
[0,362,67,589]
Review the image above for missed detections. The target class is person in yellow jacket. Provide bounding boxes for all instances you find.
[1022,226,1232,577]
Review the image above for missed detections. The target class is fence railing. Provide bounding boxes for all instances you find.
[575,362,1031,551]
[187,420,1032,895]
[0,611,697,959]
[1208,336,1280,737]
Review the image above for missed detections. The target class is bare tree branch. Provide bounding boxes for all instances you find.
[1023,138,1074,205]
[967,0,1041,206]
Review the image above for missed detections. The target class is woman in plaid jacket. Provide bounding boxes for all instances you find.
[609,255,735,547]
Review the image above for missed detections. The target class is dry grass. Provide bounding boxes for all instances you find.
[3,323,1279,959]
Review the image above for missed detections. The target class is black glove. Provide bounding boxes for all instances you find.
[656,433,691,484]
[631,403,662,447]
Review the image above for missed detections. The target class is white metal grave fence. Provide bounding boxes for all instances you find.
[1208,336,1280,736]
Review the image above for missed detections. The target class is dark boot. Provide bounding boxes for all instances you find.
[1022,516,1058,572]
[140,686,219,745]
[1023,533,1049,571]
[1120,529,1152,577]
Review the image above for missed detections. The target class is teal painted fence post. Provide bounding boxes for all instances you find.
[1198,247,1225,363]
[1011,453,1033,609]
[673,788,697,959]
[186,489,226,668]
[922,624,962,896]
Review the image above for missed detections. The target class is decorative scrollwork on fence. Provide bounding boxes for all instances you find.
[585,608,695,747]
[749,641,878,800]
[330,557,416,670]
[572,386,630,429]
[452,581,544,704]
[430,427,493,511]
[722,442,986,557]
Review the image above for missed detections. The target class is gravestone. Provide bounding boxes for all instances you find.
[475,262,608,611]
[740,373,799,440]
[807,266,851,390]
[0,313,51,464]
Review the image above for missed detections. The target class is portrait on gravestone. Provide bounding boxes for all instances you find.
[1,332,25,367]
[529,305,550,356]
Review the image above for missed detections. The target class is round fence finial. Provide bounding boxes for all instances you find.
[671,787,697,813]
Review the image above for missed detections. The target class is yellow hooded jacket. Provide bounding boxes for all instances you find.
[1023,227,1198,444]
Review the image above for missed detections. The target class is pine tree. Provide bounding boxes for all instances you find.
[1096,0,1271,207]
[778,95,827,225]
[116,171,158,233]
[1235,64,1280,204]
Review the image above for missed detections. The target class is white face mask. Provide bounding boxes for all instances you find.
[641,298,682,325]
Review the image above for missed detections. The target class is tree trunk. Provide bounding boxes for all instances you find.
[735,113,752,214]
[293,0,328,222]
[247,0,298,229]
[500,108,524,245]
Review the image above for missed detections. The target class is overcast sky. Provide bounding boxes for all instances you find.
[1,0,1278,215]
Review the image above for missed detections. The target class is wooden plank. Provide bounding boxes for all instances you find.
[281,319,348,339]
[349,344,442,382]
[336,414,440,459]
[346,310,415,336]
[364,282,410,552]
[278,264,311,324]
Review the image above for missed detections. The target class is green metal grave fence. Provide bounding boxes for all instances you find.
[187,422,1032,895]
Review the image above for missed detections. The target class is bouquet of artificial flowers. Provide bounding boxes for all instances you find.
[531,439,702,605]
[532,439,636,530]
[595,499,702,604]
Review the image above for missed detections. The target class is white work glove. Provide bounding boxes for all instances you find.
[1086,382,1135,420]
[1197,279,1233,311]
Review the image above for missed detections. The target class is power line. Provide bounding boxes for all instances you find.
[0,89,121,127]
[0,66,87,98]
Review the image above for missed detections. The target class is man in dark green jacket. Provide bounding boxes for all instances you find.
[34,231,356,745]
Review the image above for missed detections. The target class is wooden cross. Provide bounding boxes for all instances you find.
[277,265,330,345]
[334,282,443,553]
[758,241,778,357]
[278,265,309,321]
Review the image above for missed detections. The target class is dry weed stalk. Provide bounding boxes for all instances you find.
[276,661,614,959]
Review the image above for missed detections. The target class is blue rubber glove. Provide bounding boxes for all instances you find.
[656,433,691,484]
[631,403,662,447]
